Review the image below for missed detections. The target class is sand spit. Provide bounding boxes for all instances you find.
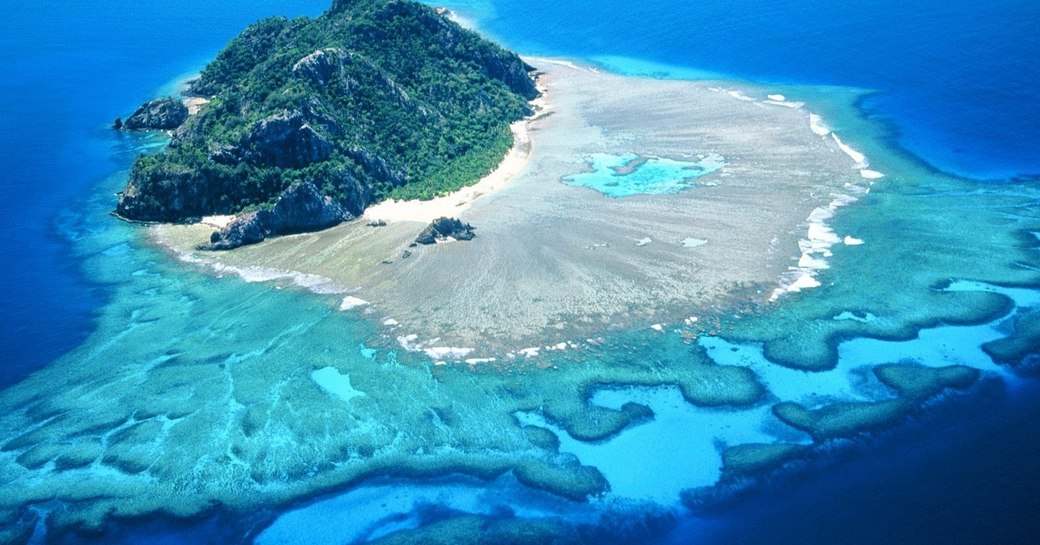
[156,59,865,356]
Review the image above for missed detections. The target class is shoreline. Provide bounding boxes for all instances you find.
[153,58,871,362]
[361,71,549,224]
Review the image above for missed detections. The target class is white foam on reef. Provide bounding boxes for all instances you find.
[764,98,804,109]
[726,90,756,102]
[831,133,868,168]
[311,367,366,403]
[338,296,369,311]
[423,346,474,361]
[171,245,351,296]
[770,114,884,302]
[682,237,709,248]
[809,113,831,136]
[635,237,653,247]
[516,387,782,504]
[771,192,861,300]
[517,347,542,358]
[786,273,822,292]
[767,94,786,102]
[397,334,476,363]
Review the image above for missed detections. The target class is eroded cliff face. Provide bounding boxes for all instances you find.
[202,182,355,250]
[114,0,537,249]
[122,97,188,130]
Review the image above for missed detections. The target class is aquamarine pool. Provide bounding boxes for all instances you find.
[563,153,724,197]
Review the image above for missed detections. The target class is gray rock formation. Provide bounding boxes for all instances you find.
[347,147,407,187]
[414,217,476,245]
[293,48,355,88]
[202,182,351,250]
[244,111,332,169]
[123,97,189,130]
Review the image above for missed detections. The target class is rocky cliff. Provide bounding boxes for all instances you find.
[203,182,353,250]
[122,97,189,130]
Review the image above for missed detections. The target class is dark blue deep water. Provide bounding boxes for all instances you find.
[0,0,329,387]
[1,1,1038,544]
[465,0,1040,181]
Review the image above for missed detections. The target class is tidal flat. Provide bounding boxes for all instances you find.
[156,59,866,359]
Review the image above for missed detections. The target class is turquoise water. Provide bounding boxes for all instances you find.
[1,1,1038,544]
[563,154,724,198]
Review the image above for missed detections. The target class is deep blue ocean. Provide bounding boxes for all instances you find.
[1,1,1038,543]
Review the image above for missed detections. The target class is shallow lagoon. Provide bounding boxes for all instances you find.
[563,153,725,197]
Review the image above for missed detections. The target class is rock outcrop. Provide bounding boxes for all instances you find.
[414,217,476,245]
[245,111,333,169]
[293,48,355,88]
[123,97,189,130]
[203,182,352,250]
[347,147,407,187]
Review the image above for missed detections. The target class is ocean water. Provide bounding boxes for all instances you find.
[0,0,330,387]
[1,1,1038,544]
[451,0,1040,181]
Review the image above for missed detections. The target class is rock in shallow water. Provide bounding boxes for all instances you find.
[123,97,189,130]
[414,217,476,245]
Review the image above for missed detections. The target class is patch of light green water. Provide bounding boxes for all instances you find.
[563,153,724,197]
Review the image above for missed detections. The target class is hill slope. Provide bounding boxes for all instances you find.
[115,0,537,231]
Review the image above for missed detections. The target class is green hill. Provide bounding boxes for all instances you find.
[115,0,537,225]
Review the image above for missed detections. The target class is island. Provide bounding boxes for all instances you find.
[154,53,872,358]
[4,2,1034,543]
[124,0,872,361]
[116,0,537,249]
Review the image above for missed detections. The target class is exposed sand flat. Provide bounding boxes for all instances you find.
[156,59,864,355]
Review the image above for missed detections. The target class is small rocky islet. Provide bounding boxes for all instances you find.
[115,0,537,249]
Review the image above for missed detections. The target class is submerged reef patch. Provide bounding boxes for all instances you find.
[720,443,809,478]
[983,308,1040,370]
[367,515,580,545]
[715,161,1040,372]
[772,364,979,440]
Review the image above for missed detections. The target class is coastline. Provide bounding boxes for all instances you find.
[361,72,549,224]
[153,58,870,361]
